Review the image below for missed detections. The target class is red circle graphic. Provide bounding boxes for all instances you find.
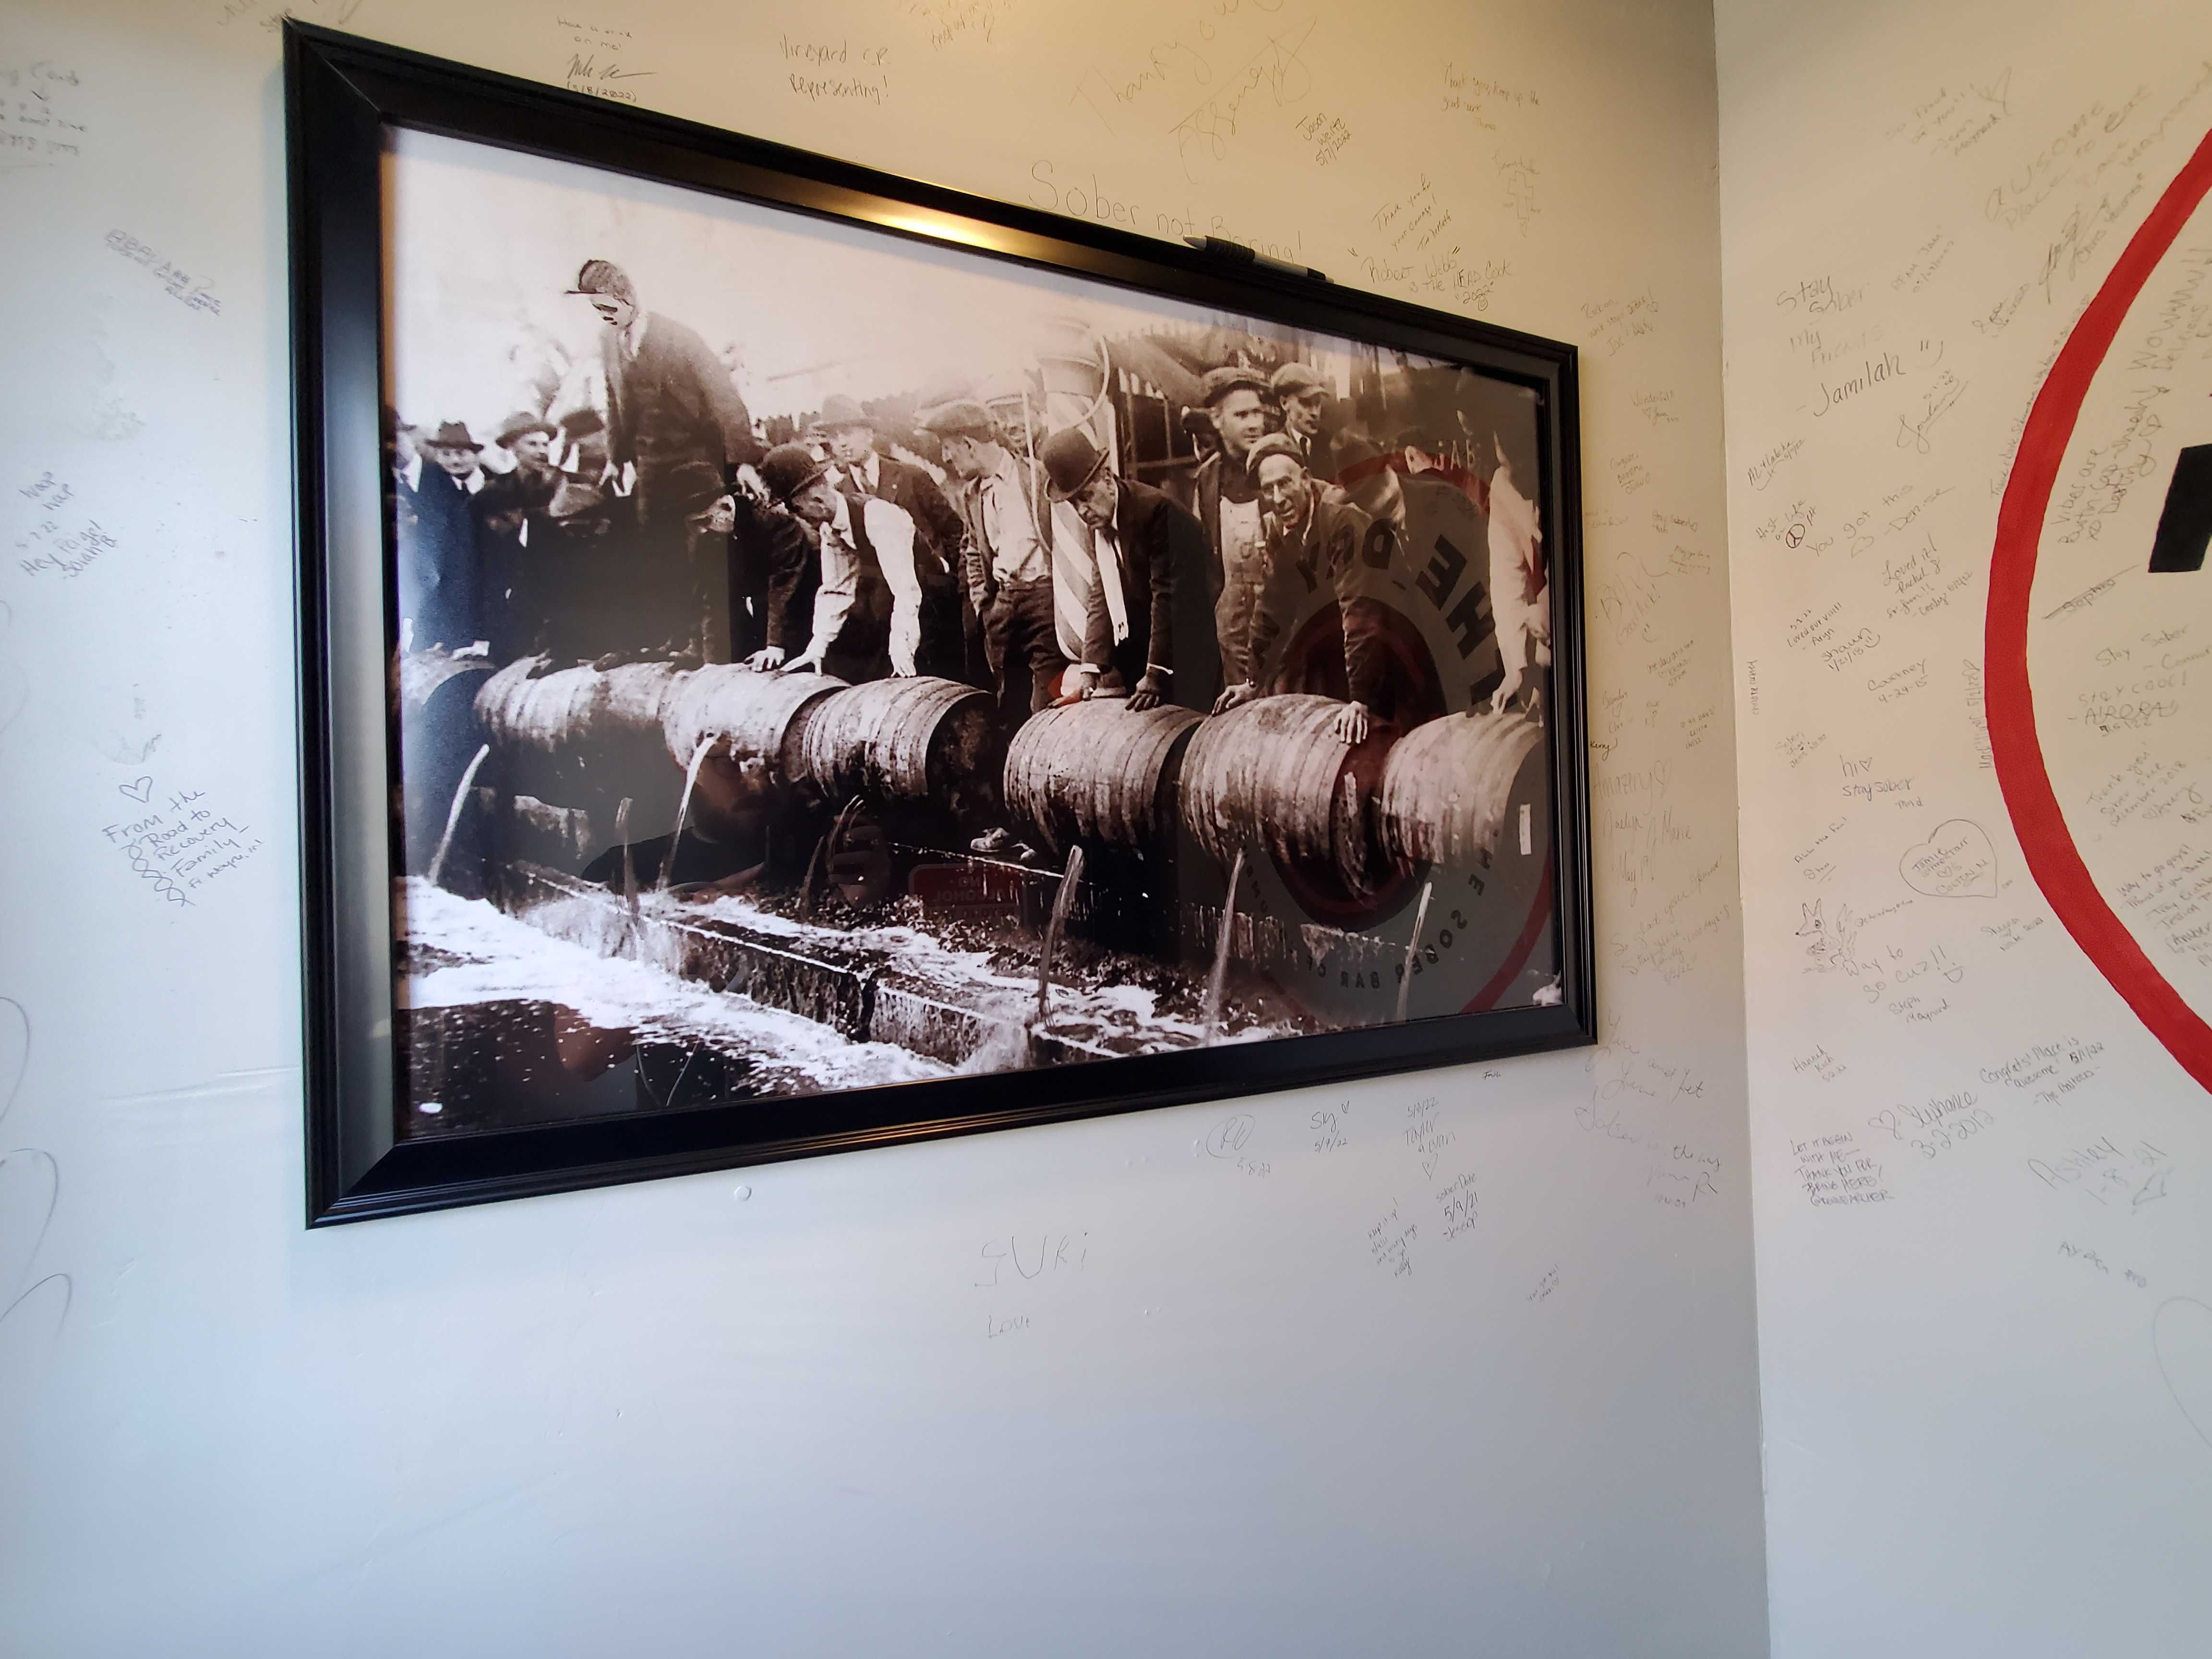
[1984,125,2212,1091]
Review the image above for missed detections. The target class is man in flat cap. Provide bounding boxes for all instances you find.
[1239,432,1387,742]
[1190,365,1275,711]
[918,399,1095,735]
[568,258,765,658]
[748,442,929,683]
[1039,425,1220,715]
[817,393,971,681]
[1271,361,1333,469]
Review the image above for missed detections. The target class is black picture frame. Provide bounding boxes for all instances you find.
[287,21,1595,1225]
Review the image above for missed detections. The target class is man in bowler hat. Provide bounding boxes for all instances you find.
[1038,424,1220,715]
[748,442,929,682]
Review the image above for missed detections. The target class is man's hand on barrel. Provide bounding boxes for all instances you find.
[1332,700,1371,745]
[1128,669,1166,712]
[1211,680,1257,716]
[670,863,766,903]
[781,648,827,674]
[742,645,786,672]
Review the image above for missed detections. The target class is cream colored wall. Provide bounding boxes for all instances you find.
[1718,2,2212,1653]
[0,2,1760,1653]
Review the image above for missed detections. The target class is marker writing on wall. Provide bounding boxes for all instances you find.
[1184,235,1329,283]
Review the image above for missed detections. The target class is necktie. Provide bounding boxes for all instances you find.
[1094,522,1129,644]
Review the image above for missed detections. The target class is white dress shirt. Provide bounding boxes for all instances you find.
[805,490,924,675]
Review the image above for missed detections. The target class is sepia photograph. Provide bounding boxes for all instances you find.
[378,123,1567,1141]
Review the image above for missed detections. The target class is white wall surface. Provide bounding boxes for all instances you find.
[1717,2,2212,1654]
[0,2,1763,1655]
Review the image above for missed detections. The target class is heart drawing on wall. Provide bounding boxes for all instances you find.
[2154,1297,2212,1455]
[117,776,153,803]
[1899,818,1997,898]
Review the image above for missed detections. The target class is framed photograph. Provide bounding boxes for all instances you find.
[288,22,1593,1224]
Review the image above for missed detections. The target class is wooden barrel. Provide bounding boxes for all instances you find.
[399,648,494,729]
[1003,699,1203,850]
[397,650,496,876]
[472,658,686,806]
[1178,694,1389,895]
[660,664,847,778]
[794,675,998,803]
[1377,710,1547,868]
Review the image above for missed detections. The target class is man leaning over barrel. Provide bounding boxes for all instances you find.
[1189,365,1274,715]
[1037,424,1220,716]
[817,393,970,683]
[749,442,929,683]
[1242,433,1390,745]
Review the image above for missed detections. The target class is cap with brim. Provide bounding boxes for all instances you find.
[426,421,481,452]
[566,258,634,301]
[1200,366,1270,407]
[494,411,557,447]
[817,393,872,430]
[916,398,997,437]
[1245,433,1308,474]
[1270,362,1326,397]
[546,477,605,519]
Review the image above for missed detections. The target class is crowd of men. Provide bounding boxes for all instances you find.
[386,258,1554,782]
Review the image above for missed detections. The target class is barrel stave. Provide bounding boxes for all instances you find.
[1004,700,1203,849]
[1376,710,1546,868]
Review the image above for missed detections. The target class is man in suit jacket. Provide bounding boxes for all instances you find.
[817,393,970,683]
[1038,425,1220,715]
[750,443,929,684]
[569,259,764,658]
[402,420,486,653]
[1244,433,1383,743]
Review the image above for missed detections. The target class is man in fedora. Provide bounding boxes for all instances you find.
[1039,424,1220,716]
[491,410,560,512]
[421,420,486,493]
[747,442,928,683]
[397,421,486,653]
[817,394,963,551]
[917,399,1094,733]
[817,393,970,681]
